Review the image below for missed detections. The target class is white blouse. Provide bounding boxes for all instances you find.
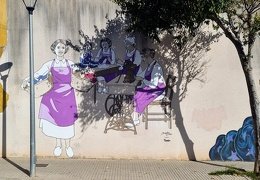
[125,49,141,66]
[137,61,165,89]
[33,59,75,83]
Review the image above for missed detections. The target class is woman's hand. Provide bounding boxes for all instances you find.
[118,65,123,70]
[106,57,112,63]
[116,59,124,65]
[21,77,30,91]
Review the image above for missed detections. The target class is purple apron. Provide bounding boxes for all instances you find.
[39,60,78,127]
[134,61,166,113]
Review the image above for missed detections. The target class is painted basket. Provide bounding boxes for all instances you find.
[71,72,94,92]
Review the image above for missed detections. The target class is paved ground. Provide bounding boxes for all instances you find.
[0,157,255,180]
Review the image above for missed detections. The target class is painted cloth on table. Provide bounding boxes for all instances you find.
[102,69,120,83]
[100,49,141,83]
[39,60,78,127]
[134,61,166,113]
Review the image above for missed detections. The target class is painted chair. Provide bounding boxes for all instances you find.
[143,74,176,129]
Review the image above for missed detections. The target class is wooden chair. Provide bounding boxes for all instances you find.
[143,75,176,129]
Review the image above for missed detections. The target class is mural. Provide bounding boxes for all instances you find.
[209,116,255,161]
[20,30,168,156]
[76,18,221,161]
[17,13,221,158]
[67,30,166,133]
[3,0,256,160]
[21,39,78,158]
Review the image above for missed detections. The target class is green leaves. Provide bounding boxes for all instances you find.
[113,0,259,61]
[112,0,229,38]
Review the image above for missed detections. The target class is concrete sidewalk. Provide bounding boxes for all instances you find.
[0,157,254,180]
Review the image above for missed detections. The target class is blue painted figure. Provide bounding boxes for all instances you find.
[67,30,98,69]
[79,42,94,68]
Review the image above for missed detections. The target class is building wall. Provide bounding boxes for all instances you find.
[0,0,259,160]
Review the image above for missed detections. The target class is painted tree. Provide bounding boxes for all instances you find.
[113,0,260,172]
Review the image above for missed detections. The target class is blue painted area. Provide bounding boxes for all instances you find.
[209,117,255,161]
[79,52,98,68]
[34,74,48,84]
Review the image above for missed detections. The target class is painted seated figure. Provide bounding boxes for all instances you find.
[121,36,142,83]
[95,37,116,66]
[67,30,97,69]
[131,48,166,126]
[79,42,95,68]
[95,38,116,93]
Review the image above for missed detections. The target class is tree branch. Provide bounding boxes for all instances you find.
[211,14,246,61]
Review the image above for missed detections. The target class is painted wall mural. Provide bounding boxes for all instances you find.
[17,13,220,159]
[20,32,167,157]
[209,116,255,161]
[5,0,256,160]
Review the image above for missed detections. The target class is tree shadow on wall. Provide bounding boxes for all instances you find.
[70,16,222,161]
[153,28,222,160]
[69,16,130,134]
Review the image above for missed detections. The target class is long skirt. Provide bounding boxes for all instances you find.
[134,83,165,113]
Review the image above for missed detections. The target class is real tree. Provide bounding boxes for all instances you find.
[113,0,260,173]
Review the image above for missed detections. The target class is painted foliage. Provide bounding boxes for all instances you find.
[209,116,255,161]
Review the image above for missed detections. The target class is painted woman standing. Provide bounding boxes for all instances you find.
[22,39,77,157]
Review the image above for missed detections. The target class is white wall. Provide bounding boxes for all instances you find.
[0,0,258,160]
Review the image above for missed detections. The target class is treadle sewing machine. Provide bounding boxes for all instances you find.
[71,65,140,134]
[71,64,141,134]
[104,76,141,135]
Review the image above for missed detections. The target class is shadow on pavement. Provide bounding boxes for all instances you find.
[3,158,30,176]
[195,160,247,171]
